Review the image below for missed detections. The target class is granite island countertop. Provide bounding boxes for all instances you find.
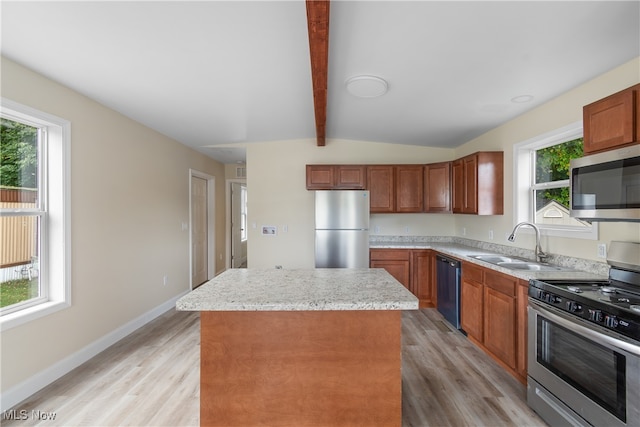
[176,268,419,311]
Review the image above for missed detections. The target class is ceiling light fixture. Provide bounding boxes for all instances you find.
[511,94,534,103]
[345,75,388,98]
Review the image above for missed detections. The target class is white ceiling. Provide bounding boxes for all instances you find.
[2,1,639,164]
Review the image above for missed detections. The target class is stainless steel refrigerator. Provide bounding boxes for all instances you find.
[315,190,370,268]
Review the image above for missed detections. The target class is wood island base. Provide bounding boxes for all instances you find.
[200,310,402,427]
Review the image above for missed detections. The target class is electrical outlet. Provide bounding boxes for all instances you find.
[462,227,466,236]
[488,229,494,240]
[404,226,410,233]
[163,275,168,286]
[597,244,607,259]
[374,226,380,233]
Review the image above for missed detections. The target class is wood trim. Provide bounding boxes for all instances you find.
[306,0,330,146]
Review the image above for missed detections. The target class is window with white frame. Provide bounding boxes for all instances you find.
[0,99,71,330]
[513,121,597,239]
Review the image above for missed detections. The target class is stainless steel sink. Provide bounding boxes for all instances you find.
[496,262,563,271]
[469,254,572,271]
[469,255,523,263]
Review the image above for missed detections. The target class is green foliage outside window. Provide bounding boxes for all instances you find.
[1,118,38,189]
[534,138,583,210]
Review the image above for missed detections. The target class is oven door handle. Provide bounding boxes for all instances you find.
[529,299,640,357]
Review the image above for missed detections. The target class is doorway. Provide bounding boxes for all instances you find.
[190,170,215,289]
[229,180,247,268]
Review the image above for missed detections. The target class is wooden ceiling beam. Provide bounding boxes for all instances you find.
[306,0,330,146]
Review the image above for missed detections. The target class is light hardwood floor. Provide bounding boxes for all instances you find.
[3,309,547,426]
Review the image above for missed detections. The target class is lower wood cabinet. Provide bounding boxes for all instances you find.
[370,249,410,289]
[370,249,435,308]
[460,263,484,342]
[483,271,516,370]
[371,251,528,383]
[460,261,526,384]
[516,279,529,379]
[412,250,436,307]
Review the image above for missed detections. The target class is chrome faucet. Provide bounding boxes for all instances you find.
[508,222,548,263]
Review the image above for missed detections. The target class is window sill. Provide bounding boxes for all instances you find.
[0,300,70,331]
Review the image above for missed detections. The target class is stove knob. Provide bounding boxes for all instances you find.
[588,309,603,322]
[604,315,618,328]
[566,301,582,312]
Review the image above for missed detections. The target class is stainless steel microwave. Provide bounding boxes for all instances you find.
[570,145,640,222]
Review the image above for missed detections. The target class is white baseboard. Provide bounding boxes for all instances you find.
[0,290,190,412]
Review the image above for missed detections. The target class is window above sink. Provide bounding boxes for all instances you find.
[513,121,598,240]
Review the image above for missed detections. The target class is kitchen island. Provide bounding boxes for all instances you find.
[176,268,418,427]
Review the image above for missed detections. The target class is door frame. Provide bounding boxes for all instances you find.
[189,169,215,290]
[225,178,246,269]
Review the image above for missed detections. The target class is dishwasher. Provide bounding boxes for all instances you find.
[436,254,461,329]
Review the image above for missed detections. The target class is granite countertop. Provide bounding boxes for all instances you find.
[176,268,419,312]
[370,237,609,282]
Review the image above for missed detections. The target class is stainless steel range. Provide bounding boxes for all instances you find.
[527,241,640,427]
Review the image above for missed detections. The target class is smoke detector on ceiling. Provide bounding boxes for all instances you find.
[345,75,388,98]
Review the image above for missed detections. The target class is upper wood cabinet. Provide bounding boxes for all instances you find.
[367,165,424,213]
[335,165,367,189]
[306,165,334,189]
[583,84,640,154]
[424,162,451,213]
[307,155,502,216]
[367,165,395,213]
[452,152,503,215]
[396,165,424,213]
[306,165,366,190]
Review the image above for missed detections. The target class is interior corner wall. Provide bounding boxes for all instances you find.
[0,57,225,397]
[453,57,640,261]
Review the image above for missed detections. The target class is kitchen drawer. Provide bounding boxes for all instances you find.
[484,270,517,297]
[370,249,410,261]
[462,262,483,283]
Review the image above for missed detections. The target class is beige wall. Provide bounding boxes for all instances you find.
[1,58,225,394]
[246,57,640,268]
[454,57,640,261]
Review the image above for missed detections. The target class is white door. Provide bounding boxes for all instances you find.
[191,175,208,287]
[231,182,246,268]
